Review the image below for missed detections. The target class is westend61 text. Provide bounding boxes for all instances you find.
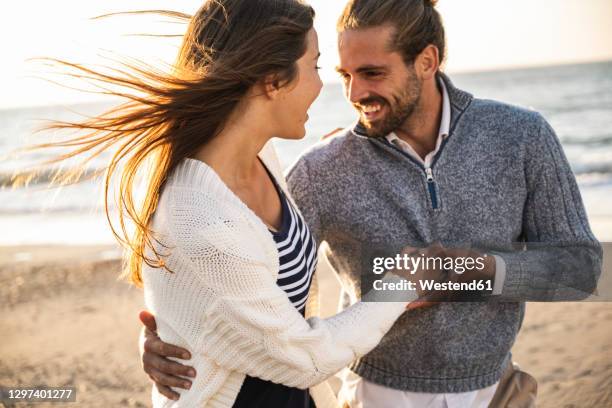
[373,278,493,292]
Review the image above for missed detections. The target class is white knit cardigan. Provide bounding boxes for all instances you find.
[143,141,408,407]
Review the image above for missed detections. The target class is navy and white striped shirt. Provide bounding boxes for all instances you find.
[232,167,318,408]
[270,181,317,315]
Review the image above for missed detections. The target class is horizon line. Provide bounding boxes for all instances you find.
[3,57,611,111]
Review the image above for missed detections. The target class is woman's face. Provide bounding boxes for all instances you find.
[275,28,323,140]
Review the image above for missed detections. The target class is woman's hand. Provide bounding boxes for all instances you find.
[394,243,449,310]
[139,311,197,401]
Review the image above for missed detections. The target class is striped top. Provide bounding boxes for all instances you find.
[232,166,318,408]
[270,177,317,314]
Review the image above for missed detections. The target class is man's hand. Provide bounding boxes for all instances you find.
[321,128,344,140]
[415,246,496,300]
[394,243,496,308]
[441,247,496,288]
[139,311,196,401]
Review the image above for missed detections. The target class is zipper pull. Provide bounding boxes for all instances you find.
[425,167,434,182]
[425,167,439,209]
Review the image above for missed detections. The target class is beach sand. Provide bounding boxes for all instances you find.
[1,228,611,407]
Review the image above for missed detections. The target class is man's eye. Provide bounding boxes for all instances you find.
[364,71,382,78]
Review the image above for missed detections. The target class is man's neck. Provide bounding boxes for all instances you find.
[393,77,443,160]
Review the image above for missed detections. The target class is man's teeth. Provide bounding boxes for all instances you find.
[362,105,381,113]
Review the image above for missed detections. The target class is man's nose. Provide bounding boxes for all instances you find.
[346,77,368,105]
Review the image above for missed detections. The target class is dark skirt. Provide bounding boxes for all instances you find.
[233,375,316,408]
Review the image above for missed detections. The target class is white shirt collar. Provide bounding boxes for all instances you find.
[438,77,451,138]
[387,76,450,143]
[385,77,451,167]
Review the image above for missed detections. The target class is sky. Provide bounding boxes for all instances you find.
[1,0,611,109]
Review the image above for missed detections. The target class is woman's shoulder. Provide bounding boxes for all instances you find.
[164,158,231,198]
[157,159,271,261]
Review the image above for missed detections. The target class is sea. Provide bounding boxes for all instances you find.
[1,60,611,246]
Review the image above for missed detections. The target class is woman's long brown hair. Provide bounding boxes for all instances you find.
[21,0,314,287]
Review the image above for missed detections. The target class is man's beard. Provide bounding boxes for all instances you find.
[357,70,422,138]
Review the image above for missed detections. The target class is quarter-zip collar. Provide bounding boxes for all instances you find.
[349,73,473,210]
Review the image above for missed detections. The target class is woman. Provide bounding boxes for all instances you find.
[32,0,419,406]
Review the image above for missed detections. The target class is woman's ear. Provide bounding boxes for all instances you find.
[263,74,281,99]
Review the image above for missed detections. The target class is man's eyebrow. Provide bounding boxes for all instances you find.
[313,52,321,59]
[356,65,388,73]
[335,65,389,73]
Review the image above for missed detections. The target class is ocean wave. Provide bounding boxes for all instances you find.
[0,206,107,216]
[561,134,612,146]
[573,162,612,177]
[0,166,105,188]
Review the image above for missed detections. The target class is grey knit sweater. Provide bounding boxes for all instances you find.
[285,73,602,393]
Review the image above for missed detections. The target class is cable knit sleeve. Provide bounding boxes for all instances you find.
[162,186,408,390]
[494,114,602,301]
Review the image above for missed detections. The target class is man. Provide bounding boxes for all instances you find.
[139,0,602,406]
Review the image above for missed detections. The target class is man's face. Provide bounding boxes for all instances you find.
[337,25,422,138]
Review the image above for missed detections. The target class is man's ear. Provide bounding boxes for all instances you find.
[415,44,439,81]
